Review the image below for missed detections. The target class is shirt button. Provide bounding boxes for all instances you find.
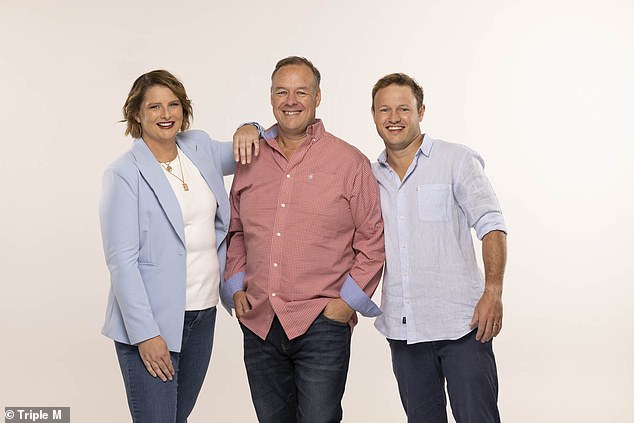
[286,174,291,178]
[271,292,277,297]
[281,203,286,208]
[399,216,405,220]
[276,232,281,237]
[273,263,278,268]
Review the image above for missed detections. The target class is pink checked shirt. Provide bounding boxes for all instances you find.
[223,120,385,340]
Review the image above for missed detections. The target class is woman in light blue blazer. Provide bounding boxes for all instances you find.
[100,70,250,423]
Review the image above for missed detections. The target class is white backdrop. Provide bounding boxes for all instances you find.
[1,1,633,422]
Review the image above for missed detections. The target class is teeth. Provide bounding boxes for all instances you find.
[284,111,300,115]
[387,126,403,130]
[158,122,173,127]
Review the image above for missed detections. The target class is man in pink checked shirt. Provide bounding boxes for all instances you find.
[222,56,385,423]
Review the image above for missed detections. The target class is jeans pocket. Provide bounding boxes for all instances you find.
[319,313,350,327]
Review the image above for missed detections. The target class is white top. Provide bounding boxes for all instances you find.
[162,146,220,310]
[372,135,507,343]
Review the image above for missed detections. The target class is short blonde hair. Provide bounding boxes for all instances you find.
[122,70,193,138]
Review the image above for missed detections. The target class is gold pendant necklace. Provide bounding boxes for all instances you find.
[160,151,189,191]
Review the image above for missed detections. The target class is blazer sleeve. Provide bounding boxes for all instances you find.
[211,139,237,176]
[99,165,160,345]
[184,129,236,177]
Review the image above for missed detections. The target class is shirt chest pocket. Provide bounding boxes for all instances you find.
[417,184,452,222]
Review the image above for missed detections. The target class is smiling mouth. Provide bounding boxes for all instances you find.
[157,121,175,129]
[387,125,405,132]
[283,111,302,115]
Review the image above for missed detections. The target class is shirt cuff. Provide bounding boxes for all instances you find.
[221,271,245,310]
[263,126,278,140]
[238,122,265,138]
[474,211,507,240]
[339,274,382,317]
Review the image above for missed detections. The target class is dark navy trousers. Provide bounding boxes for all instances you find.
[388,329,500,423]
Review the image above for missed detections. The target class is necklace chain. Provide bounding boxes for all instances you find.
[160,151,189,191]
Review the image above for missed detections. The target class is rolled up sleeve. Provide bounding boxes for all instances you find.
[454,150,507,240]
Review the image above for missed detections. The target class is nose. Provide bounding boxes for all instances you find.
[285,92,298,105]
[387,110,400,123]
[160,105,171,119]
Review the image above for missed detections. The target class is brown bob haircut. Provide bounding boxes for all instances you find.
[271,56,321,89]
[122,70,193,138]
[371,73,424,112]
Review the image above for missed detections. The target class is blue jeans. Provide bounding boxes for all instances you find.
[388,329,500,423]
[115,307,217,423]
[241,314,352,423]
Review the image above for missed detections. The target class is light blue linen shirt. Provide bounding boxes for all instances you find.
[372,134,506,343]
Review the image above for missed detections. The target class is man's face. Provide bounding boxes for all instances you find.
[271,64,321,138]
[372,84,424,152]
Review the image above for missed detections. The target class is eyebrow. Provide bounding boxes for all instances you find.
[273,86,312,91]
[146,100,180,105]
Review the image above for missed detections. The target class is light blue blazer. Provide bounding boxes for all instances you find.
[100,130,235,352]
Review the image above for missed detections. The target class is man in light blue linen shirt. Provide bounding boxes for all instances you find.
[371,73,507,423]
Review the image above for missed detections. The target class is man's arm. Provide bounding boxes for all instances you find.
[324,159,385,322]
[453,149,507,342]
[221,176,250,315]
[470,230,507,342]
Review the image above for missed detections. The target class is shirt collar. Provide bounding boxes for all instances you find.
[377,134,433,166]
[419,134,433,157]
[263,119,325,144]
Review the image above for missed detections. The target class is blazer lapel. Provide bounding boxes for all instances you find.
[178,137,227,212]
[131,139,186,246]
